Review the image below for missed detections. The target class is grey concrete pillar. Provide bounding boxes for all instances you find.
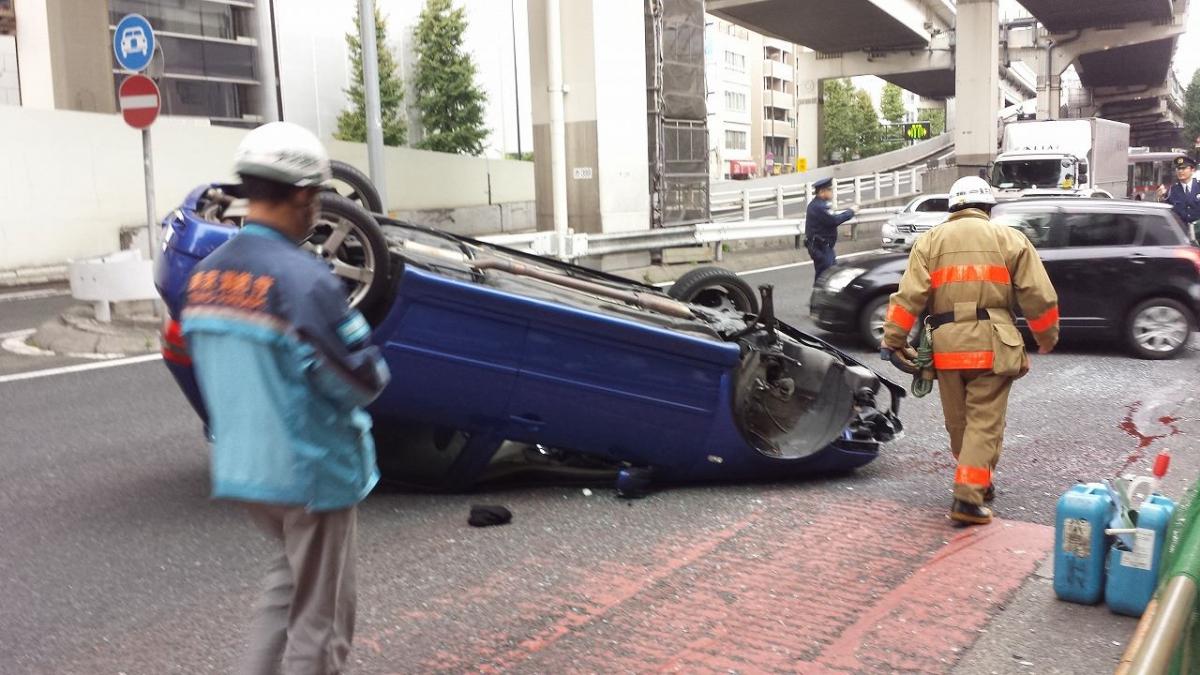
[953,0,999,172]
[796,75,819,170]
[1036,72,1063,120]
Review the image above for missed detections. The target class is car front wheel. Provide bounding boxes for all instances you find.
[668,266,760,314]
[1125,298,1194,360]
[860,294,919,347]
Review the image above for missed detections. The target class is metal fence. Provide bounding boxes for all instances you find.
[481,166,924,261]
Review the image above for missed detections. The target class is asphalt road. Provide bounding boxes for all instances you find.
[1,266,1197,674]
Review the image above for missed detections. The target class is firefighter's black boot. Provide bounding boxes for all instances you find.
[950,499,993,526]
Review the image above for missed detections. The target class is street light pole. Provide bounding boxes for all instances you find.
[360,0,388,209]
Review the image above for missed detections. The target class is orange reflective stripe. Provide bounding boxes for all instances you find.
[929,264,1011,289]
[933,351,994,370]
[1027,306,1059,334]
[886,304,917,331]
[955,465,992,487]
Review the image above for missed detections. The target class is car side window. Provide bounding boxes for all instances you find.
[1139,214,1185,246]
[915,198,948,213]
[1061,213,1138,248]
[995,211,1057,248]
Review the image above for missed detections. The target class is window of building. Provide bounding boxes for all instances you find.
[724,91,746,112]
[725,130,748,150]
[724,51,745,72]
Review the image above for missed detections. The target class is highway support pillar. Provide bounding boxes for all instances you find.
[953,0,999,175]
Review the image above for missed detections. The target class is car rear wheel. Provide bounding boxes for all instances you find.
[304,192,391,314]
[859,295,918,347]
[326,160,384,214]
[1125,298,1193,360]
[668,266,760,314]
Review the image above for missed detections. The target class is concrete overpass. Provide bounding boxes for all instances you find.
[710,0,1189,171]
[1005,0,1188,145]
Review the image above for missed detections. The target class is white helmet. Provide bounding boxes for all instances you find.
[947,176,997,211]
[234,121,332,187]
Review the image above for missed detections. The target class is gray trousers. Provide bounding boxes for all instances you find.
[239,503,358,675]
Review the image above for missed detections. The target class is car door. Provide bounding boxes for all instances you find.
[1043,210,1141,331]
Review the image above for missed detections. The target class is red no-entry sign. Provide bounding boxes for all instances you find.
[119,74,160,129]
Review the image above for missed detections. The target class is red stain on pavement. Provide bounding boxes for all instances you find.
[1119,402,1184,472]
[359,497,1053,674]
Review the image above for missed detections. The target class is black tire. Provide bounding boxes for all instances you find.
[859,294,918,347]
[310,192,391,314]
[327,160,384,214]
[1125,297,1194,360]
[667,266,760,314]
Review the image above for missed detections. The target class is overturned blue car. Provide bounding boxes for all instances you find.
[156,168,903,493]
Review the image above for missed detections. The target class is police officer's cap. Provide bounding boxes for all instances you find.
[1175,156,1198,170]
[814,177,834,191]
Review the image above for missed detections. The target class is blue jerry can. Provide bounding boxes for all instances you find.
[1054,483,1114,604]
[1106,495,1176,617]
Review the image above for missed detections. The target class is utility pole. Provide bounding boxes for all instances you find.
[511,0,523,158]
[360,0,389,208]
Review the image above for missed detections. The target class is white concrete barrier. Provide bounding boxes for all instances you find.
[68,249,156,322]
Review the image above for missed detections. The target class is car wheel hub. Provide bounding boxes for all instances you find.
[1133,305,1189,352]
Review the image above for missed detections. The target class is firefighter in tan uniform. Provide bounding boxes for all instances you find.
[880,177,1060,526]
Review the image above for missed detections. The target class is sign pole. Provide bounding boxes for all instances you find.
[142,127,158,262]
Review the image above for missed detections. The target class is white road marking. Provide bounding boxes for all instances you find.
[0,354,162,384]
[652,249,885,287]
[1,329,53,356]
[0,288,71,303]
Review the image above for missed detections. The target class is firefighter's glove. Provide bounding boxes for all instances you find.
[880,346,920,375]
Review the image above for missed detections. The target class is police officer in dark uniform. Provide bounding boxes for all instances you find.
[1158,155,1200,241]
[804,177,857,283]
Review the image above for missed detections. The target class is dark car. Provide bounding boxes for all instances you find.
[810,199,1200,359]
[157,179,905,493]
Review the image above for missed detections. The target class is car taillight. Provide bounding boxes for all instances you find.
[161,318,191,366]
[1172,247,1200,276]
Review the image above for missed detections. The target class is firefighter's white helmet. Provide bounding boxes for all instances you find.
[234,121,331,187]
[947,176,997,211]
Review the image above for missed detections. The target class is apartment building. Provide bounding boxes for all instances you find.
[705,17,755,179]
[755,37,797,175]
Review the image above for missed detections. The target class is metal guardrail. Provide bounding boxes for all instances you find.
[481,166,922,260]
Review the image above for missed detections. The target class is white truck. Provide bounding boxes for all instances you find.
[990,118,1130,200]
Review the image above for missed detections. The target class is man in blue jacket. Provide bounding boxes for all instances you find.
[182,122,390,675]
[1158,155,1200,241]
[804,177,857,284]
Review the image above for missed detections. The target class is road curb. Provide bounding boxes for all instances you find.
[0,265,69,288]
[27,306,158,357]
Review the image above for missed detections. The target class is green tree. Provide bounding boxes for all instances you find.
[1184,70,1200,152]
[821,79,888,163]
[412,0,489,155]
[853,89,885,156]
[335,6,407,146]
[918,107,947,136]
[879,83,907,151]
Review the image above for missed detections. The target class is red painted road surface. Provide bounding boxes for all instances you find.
[353,496,1053,674]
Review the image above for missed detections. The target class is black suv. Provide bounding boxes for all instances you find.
[810,199,1200,359]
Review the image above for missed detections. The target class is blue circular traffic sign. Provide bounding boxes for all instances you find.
[113,14,155,72]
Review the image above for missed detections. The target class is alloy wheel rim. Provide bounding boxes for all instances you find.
[1132,305,1189,353]
[303,213,376,309]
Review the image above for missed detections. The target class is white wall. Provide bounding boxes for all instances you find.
[13,0,53,109]
[275,0,356,139]
[0,107,534,271]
